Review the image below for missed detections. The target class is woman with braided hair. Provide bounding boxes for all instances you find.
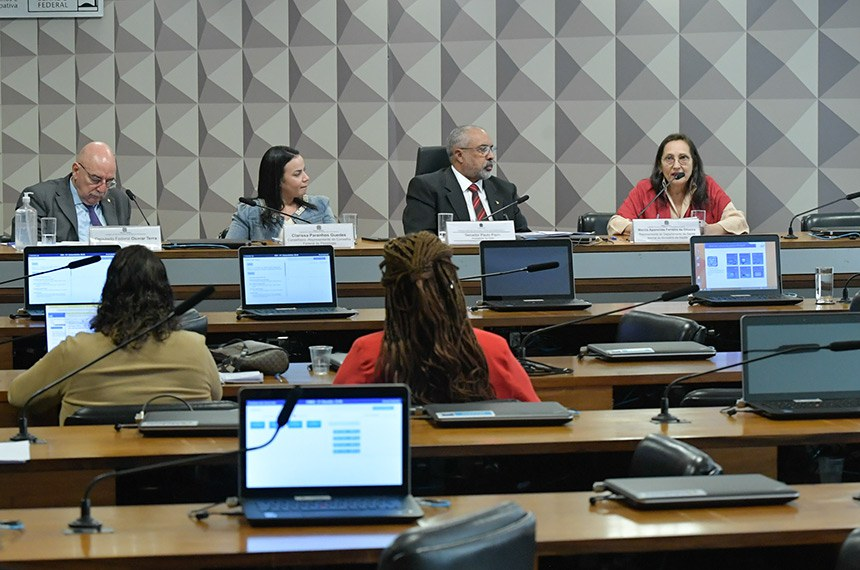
[334,231,538,404]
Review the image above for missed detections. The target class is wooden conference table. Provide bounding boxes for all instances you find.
[4,407,860,508]
[0,482,857,568]
[0,352,745,426]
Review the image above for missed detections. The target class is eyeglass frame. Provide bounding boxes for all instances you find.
[76,162,117,190]
[457,144,497,156]
[661,154,692,166]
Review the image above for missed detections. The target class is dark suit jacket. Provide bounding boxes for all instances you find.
[402,167,530,234]
[13,175,131,241]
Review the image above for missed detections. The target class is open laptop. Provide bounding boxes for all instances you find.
[422,400,576,427]
[584,341,716,361]
[741,312,860,419]
[239,384,424,526]
[45,304,99,350]
[478,239,591,311]
[596,474,798,510]
[238,245,357,320]
[689,234,801,306]
[22,245,120,318]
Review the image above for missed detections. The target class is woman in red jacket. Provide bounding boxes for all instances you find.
[334,231,538,404]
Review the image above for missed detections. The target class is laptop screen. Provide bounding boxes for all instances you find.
[479,239,574,300]
[240,385,410,497]
[239,246,338,309]
[24,245,119,312]
[741,313,860,400]
[690,235,782,293]
[45,304,99,351]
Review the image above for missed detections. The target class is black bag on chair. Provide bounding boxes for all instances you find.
[209,339,289,375]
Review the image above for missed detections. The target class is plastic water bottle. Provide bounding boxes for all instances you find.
[14,192,37,250]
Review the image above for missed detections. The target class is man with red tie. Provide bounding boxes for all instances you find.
[403,125,530,235]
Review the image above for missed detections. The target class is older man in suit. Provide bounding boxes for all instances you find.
[402,125,529,235]
[13,141,131,242]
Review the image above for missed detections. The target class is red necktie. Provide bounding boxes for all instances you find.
[468,184,487,221]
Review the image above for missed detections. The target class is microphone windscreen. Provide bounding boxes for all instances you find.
[846,191,860,201]
[659,284,699,302]
[829,340,860,352]
[67,255,102,270]
[673,171,685,180]
[277,386,303,427]
[172,286,214,316]
[526,261,560,272]
[238,197,256,207]
[125,188,136,200]
[517,195,530,204]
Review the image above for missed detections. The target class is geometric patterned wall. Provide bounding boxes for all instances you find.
[1,0,858,238]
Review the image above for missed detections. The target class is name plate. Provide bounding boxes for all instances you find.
[446,220,516,245]
[632,218,701,243]
[281,223,355,247]
[89,225,163,250]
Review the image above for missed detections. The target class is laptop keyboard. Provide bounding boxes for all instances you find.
[258,497,403,513]
[708,294,787,302]
[250,307,341,316]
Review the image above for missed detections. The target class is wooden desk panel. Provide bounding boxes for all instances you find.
[0,483,857,567]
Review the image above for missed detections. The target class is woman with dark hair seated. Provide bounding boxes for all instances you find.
[334,231,538,404]
[9,245,221,423]
[225,145,336,241]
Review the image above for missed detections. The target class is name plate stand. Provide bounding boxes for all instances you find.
[632,219,701,243]
[281,223,355,248]
[89,226,163,250]
[446,221,516,245]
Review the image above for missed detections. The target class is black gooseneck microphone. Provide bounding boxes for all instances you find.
[459,261,560,281]
[515,284,700,373]
[125,189,151,226]
[0,255,101,287]
[488,195,529,219]
[650,340,860,424]
[67,386,304,534]
[238,197,311,224]
[636,172,685,218]
[784,191,860,239]
[11,285,215,444]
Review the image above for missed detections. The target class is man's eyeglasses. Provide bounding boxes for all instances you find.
[459,145,496,156]
[77,162,117,190]
[662,154,691,166]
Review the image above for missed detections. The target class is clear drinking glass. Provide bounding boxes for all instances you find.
[308,345,333,375]
[815,266,835,304]
[340,213,357,241]
[40,217,57,245]
[437,213,453,243]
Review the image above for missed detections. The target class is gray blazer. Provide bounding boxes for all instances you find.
[402,167,530,234]
[13,175,131,241]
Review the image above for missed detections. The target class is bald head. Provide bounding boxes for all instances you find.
[71,142,117,206]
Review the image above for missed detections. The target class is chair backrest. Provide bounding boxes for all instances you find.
[577,212,614,234]
[800,212,860,231]
[415,146,450,176]
[836,528,860,570]
[629,434,723,477]
[615,310,708,343]
[377,502,536,570]
[64,400,237,426]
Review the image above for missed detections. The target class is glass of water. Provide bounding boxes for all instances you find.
[437,213,453,243]
[815,266,835,304]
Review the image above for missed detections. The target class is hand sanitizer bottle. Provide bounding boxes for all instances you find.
[14,192,37,251]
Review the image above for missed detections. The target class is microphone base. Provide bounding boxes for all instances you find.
[782,233,798,240]
[66,524,113,535]
[9,432,45,444]
[650,412,690,424]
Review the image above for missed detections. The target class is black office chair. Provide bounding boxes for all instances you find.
[378,502,535,570]
[836,528,860,570]
[64,400,237,426]
[629,434,723,477]
[800,212,860,231]
[414,146,450,176]
[615,310,709,344]
[577,211,614,234]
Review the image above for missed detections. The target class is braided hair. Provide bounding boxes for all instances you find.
[376,232,495,404]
